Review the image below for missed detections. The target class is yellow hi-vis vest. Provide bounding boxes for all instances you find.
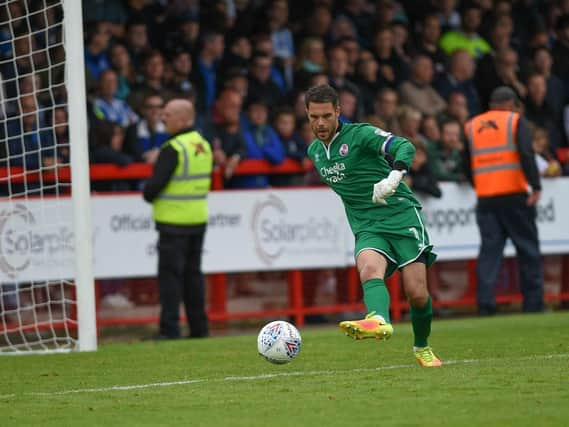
[152,131,213,225]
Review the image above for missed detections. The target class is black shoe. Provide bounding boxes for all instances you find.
[188,331,209,339]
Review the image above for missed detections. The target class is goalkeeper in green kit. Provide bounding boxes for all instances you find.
[305,84,442,367]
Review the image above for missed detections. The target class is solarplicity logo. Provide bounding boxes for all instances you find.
[0,204,74,278]
[0,204,35,277]
[251,195,339,265]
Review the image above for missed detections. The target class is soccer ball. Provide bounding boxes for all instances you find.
[257,320,302,364]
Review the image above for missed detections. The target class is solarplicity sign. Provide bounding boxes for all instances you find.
[1,179,568,282]
[89,188,348,277]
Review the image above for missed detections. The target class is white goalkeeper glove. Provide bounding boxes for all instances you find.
[372,170,405,205]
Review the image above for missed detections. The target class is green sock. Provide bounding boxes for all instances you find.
[411,296,432,348]
[362,278,390,323]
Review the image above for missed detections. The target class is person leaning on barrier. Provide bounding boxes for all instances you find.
[143,98,213,339]
[463,86,544,316]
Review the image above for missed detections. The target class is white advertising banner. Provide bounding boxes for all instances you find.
[204,189,348,273]
[1,178,568,282]
[0,200,75,282]
[90,189,350,277]
[420,180,569,260]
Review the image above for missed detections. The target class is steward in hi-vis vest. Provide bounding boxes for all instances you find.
[463,86,544,317]
[152,131,212,226]
[465,110,528,198]
[143,99,213,340]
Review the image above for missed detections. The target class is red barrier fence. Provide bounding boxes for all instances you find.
[2,157,569,329]
[0,158,312,190]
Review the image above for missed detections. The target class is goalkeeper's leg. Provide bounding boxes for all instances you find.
[401,260,442,367]
[339,250,393,340]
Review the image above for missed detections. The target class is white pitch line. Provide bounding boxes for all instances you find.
[29,379,206,396]
[3,353,567,399]
[223,363,414,381]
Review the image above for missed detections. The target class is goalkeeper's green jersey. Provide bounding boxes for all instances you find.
[307,122,421,235]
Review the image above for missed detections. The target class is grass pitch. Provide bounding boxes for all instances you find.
[1,312,568,427]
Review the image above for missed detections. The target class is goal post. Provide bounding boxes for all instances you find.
[64,0,96,352]
[0,0,97,354]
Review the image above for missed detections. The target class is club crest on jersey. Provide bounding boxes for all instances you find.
[339,143,349,156]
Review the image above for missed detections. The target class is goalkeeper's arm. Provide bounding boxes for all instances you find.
[381,134,415,173]
[372,136,415,204]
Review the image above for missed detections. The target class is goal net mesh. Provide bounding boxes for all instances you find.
[0,0,80,354]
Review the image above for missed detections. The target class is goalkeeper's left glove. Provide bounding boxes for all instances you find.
[372,170,405,205]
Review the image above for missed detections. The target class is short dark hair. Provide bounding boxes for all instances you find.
[489,86,520,105]
[273,105,295,119]
[305,84,339,109]
[439,117,460,130]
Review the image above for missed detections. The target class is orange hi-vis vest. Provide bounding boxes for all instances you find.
[465,110,529,198]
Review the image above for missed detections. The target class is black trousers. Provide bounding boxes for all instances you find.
[157,231,208,338]
[475,199,544,313]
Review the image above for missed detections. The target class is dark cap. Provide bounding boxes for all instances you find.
[489,86,519,104]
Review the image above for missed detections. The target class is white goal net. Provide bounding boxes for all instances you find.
[0,0,96,354]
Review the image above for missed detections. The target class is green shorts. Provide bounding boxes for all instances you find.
[354,207,437,278]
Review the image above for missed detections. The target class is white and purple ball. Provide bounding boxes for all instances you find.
[257,320,302,364]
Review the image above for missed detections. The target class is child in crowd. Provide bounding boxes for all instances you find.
[271,106,307,186]
[232,98,284,188]
[532,127,561,177]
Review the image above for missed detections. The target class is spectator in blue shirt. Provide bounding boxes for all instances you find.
[1,31,47,102]
[232,97,285,188]
[124,94,169,164]
[251,33,288,93]
[6,95,55,195]
[109,43,135,101]
[6,94,55,168]
[192,31,225,114]
[266,0,295,88]
[93,69,138,128]
[270,106,308,186]
[84,22,111,90]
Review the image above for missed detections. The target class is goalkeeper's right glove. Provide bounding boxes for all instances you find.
[372,170,405,205]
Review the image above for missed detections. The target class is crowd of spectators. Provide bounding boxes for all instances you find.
[2,0,569,198]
